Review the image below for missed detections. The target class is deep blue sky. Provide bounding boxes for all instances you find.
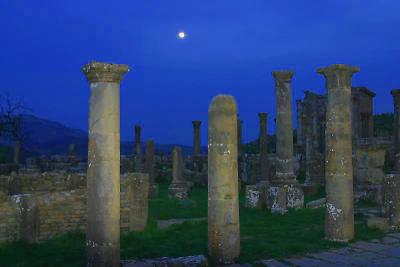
[1,1,399,145]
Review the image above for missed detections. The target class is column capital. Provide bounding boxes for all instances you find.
[391,89,400,97]
[192,120,202,127]
[82,61,129,83]
[317,64,359,77]
[272,70,294,82]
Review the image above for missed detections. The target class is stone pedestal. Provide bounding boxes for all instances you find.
[269,71,304,213]
[169,147,190,199]
[317,64,359,242]
[192,121,202,156]
[245,182,268,209]
[83,61,128,267]
[127,173,149,232]
[208,95,240,265]
[145,140,158,198]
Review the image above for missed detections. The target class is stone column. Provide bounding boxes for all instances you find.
[259,112,269,182]
[135,125,142,172]
[82,61,128,267]
[391,89,400,171]
[208,95,240,265]
[145,139,158,198]
[296,100,304,146]
[268,71,303,213]
[192,121,202,156]
[168,146,190,199]
[317,64,359,242]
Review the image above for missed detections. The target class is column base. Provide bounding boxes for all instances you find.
[168,182,191,199]
[267,179,304,214]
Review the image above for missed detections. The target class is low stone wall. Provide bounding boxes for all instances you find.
[0,172,86,195]
[0,173,148,242]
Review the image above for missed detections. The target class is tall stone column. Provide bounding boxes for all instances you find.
[135,125,142,172]
[192,121,202,156]
[259,112,269,182]
[145,139,158,198]
[296,100,304,146]
[391,89,400,171]
[168,146,190,199]
[82,61,128,267]
[268,71,303,213]
[317,64,359,242]
[208,95,240,265]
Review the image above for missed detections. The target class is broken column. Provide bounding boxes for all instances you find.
[135,125,143,172]
[192,121,202,156]
[317,64,359,242]
[82,61,128,267]
[127,173,149,232]
[268,71,304,213]
[208,95,240,265]
[259,112,269,182]
[145,139,158,198]
[168,146,190,199]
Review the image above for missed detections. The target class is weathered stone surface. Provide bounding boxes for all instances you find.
[254,259,289,267]
[318,64,359,242]
[383,173,400,227]
[157,217,207,230]
[270,71,304,213]
[145,140,158,198]
[126,173,149,232]
[208,95,240,265]
[169,147,190,199]
[122,255,208,267]
[83,61,128,267]
[245,183,267,209]
[306,198,326,209]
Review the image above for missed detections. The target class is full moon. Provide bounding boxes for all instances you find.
[178,31,186,39]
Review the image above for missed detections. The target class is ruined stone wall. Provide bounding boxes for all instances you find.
[0,173,142,242]
[0,172,86,195]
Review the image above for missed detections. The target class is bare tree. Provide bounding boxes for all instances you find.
[0,93,29,164]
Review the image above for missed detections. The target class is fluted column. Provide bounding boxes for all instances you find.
[82,61,128,267]
[208,95,240,265]
[259,112,269,181]
[192,121,202,156]
[317,64,359,242]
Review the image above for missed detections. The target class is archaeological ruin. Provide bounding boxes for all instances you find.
[0,60,399,267]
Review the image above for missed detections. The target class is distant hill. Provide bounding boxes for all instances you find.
[0,115,201,163]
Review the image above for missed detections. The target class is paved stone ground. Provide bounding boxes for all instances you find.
[256,232,400,267]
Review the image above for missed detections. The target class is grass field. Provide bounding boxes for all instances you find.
[0,183,384,267]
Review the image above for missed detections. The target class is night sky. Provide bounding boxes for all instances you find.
[1,1,399,145]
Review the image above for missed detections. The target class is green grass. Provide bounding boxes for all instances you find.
[0,183,386,267]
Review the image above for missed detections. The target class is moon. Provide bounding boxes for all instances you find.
[178,31,186,39]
